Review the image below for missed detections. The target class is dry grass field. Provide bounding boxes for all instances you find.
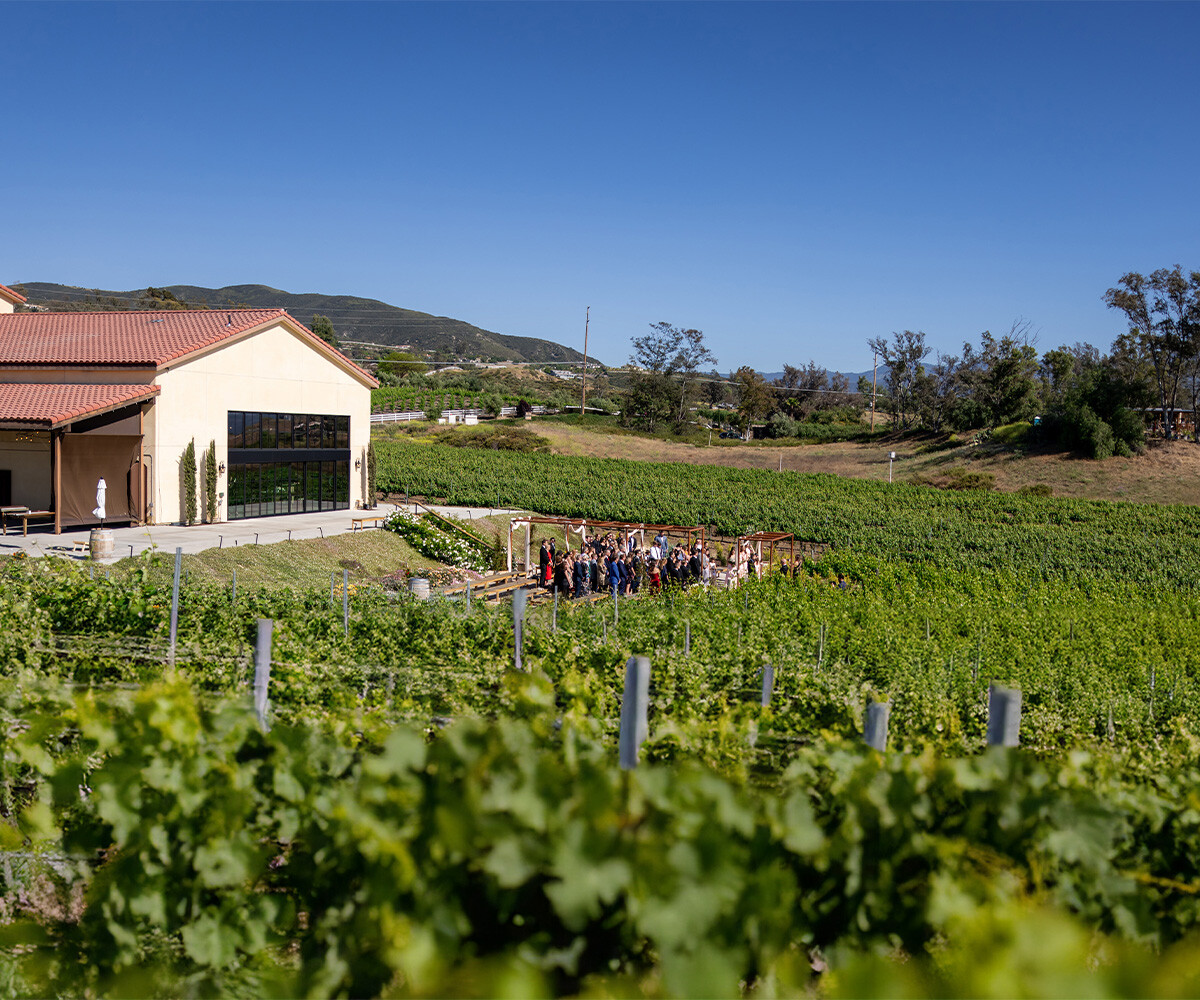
[532,421,1200,506]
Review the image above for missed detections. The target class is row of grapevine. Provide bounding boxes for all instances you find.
[374,441,1200,588]
[371,389,482,414]
[2,556,1197,756]
[371,388,548,414]
[6,436,1200,997]
[2,676,1199,997]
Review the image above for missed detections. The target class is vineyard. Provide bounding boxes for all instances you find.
[371,386,550,414]
[2,443,1200,995]
[375,440,1200,588]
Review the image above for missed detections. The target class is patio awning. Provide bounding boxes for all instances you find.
[0,384,159,429]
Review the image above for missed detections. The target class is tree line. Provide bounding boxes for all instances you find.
[623,267,1200,458]
[863,266,1200,457]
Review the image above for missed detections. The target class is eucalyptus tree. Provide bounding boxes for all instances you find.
[1104,267,1200,440]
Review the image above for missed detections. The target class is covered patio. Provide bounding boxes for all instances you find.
[0,384,159,533]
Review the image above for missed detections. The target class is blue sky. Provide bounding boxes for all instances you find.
[5,1,1199,372]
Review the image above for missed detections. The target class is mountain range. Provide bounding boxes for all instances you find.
[12,282,589,365]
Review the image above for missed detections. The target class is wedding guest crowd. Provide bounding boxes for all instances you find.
[536,530,717,599]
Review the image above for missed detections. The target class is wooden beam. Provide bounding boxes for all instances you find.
[53,430,61,534]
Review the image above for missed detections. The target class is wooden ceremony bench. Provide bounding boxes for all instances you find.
[436,571,528,601]
[351,515,387,531]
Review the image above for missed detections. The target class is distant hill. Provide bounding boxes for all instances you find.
[756,367,932,384]
[13,282,589,365]
[758,369,872,384]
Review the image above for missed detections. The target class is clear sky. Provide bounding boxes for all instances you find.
[5,1,1199,372]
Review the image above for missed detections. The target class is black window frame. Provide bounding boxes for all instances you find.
[227,409,352,519]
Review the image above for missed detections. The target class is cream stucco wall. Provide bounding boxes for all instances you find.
[149,321,372,524]
[0,300,15,315]
[0,431,52,508]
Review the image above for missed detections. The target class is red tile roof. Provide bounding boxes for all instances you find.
[0,383,160,428]
[0,284,26,305]
[0,308,378,385]
[0,308,282,365]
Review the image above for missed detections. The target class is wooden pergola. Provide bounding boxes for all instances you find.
[507,515,705,575]
[732,530,795,581]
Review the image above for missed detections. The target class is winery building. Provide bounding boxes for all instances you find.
[0,283,377,531]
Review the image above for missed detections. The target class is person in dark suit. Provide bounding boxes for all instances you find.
[573,554,587,598]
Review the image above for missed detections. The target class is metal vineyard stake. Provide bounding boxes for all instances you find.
[169,547,181,666]
[619,655,650,770]
[986,684,1021,747]
[864,700,891,751]
[254,618,272,731]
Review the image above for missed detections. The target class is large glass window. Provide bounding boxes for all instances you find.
[228,412,245,449]
[307,463,322,509]
[336,461,349,510]
[290,461,305,512]
[243,465,260,518]
[229,464,245,519]
[278,413,294,449]
[320,461,334,511]
[262,465,277,516]
[244,413,261,449]
[226,410,351,519]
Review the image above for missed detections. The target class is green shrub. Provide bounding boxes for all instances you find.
[181,439,197,525]
[992,421,1031,445]
[366,441,377,508]
[943,467,996,491]
[767,413,800,438]
[434,425,550,453]
[204,440,218,522]
[1109,406,1145,453]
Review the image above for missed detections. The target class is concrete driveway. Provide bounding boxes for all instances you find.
[0,503,521,563]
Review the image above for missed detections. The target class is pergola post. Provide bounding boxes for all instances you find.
[507,520,513,573]
[524,522,531,573]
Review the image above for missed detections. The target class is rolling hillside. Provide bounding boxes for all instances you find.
[12,282,589,364]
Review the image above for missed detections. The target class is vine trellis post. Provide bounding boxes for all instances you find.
[254,618,273,731]
[619,656,650,770]
[169,547,182,667]
[513,587,528,671]
[986,684,1021,747]
[864,701,891,751]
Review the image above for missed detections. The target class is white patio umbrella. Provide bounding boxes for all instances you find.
[92,478,107,524]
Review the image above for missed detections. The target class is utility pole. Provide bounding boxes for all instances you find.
[579,306,590,415]
[870,348,878,431]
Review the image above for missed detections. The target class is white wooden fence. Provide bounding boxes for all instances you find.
[370,406,548,424]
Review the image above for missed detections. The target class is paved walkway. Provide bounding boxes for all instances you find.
[0,503,524,563]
